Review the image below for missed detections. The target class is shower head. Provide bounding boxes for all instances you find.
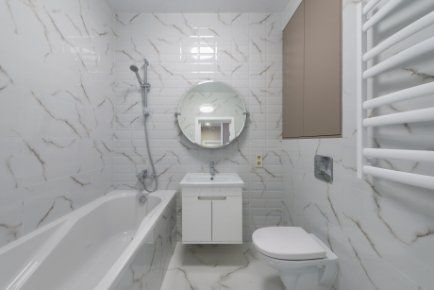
[129,65,139,73]
[129,65,143,85]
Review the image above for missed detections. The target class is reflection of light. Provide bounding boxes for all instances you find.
[199,104,214,113]
[191,44,215,61]
[205,122,211,126]
[197,55,214,61]
[190,46,214,54]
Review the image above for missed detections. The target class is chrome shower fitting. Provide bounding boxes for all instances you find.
[129,61,151,89]
[128,59,158,194]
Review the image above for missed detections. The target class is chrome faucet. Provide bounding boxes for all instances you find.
[136,169,149,205]
[209,161,216,180]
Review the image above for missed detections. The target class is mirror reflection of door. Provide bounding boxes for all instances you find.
[201,121,223,147]
[196,117,234,147]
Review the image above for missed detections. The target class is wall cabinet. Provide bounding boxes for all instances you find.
[182,188,242,244]
[283,0,342,138]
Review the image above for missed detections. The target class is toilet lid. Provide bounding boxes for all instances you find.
[252,227,326,260]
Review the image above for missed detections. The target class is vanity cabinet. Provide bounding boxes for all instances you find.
[181,187,242,244]
[212,195,242,242]
[182,195,212,241]
[283,0,342,138]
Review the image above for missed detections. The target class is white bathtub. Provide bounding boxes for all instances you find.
[0,190,176,290]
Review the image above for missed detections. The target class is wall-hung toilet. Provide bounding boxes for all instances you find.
[253,227,338,290]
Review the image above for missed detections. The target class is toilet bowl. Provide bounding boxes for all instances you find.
[252,227,338,290]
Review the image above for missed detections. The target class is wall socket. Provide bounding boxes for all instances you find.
[256,155,263,168]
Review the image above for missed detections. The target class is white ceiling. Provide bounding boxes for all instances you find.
[107,0,289,13]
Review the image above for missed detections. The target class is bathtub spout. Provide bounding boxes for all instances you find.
[136,170,150,205]
[137,193,148,205]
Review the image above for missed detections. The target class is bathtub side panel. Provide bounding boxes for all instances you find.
[113,197,176,290]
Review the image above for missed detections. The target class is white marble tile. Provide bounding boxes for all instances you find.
[111,12,287,240]
[161,243,285,290]
[281,1,434,290]
[0,0,115,246]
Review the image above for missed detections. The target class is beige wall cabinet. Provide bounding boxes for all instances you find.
[282,0,342,139]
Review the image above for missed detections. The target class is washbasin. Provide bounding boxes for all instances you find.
[180,173,244,187]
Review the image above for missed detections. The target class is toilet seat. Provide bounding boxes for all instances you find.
[252,227,326,261]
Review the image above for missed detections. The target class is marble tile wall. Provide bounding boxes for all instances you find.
[0,0,115,247]
[111,13,288,240]
[281,1,434,289]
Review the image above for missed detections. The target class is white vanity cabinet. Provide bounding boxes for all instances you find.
[212,194,242,242]
[180,173,244,244]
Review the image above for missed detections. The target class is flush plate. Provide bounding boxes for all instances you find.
[314,155,333,183]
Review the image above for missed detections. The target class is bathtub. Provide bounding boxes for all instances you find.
[0,190,176,290]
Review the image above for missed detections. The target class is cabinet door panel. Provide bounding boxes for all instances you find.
[282,1,305,138]
[303,0,341,136]
[182,196,211,243]
[212,196,242,243]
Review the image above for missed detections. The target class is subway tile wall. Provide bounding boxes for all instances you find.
[111,13,288,240]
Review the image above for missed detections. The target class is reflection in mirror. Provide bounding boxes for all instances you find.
[177,81,248,148]
[196,117,234,147]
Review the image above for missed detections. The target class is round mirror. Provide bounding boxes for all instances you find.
[176,81,248,148]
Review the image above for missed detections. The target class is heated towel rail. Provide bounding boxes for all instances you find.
[356,0,434,190]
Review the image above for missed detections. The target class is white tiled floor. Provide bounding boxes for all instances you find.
[160,243,285,290]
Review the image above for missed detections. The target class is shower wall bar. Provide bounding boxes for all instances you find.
[356,0,434,190]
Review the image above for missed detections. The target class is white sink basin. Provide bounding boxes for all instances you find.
[180,173,244,187]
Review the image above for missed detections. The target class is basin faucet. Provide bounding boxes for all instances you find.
[209,161,216,180]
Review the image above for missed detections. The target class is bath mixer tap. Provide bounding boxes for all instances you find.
[136,169,149,204]
[209,161,216,180]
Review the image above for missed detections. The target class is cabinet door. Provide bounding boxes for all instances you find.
[212,196,242,243]
[303,0,342,137]
[182,196,211,243]
[282,1,305,138]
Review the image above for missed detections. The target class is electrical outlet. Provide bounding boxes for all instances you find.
[256,155,263,168]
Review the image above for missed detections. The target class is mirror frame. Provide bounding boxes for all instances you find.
[175,81,249,149]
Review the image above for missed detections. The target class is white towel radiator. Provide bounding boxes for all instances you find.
[356,0,434,190]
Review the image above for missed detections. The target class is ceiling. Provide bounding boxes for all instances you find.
[107,0,289,13]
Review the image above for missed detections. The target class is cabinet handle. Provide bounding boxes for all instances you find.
[197,196,227,201]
